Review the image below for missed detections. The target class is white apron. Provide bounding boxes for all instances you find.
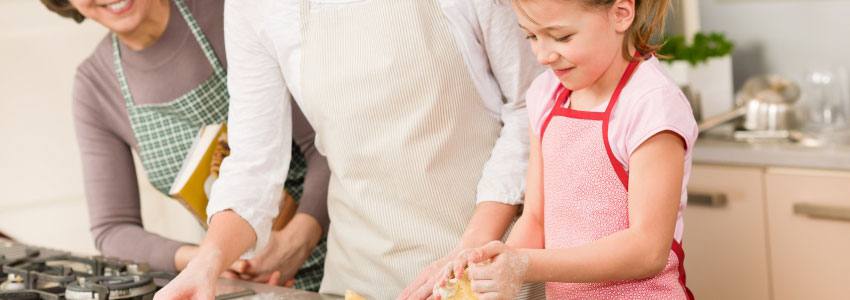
[299,0,501,298]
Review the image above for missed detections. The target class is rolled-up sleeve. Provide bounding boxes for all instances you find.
[473,1,543,205]
[206,1,291,256]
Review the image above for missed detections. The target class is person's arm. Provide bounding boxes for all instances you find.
[459,132,686,299]
[237,101,329,286]
[461,1,545,243]
[398,4,541,299]
[521,132,685,282]
[72,70,188,273]
[155,1,293,298]
[504,128,545,250]
[451,0,545,251]
[290,101,330,236]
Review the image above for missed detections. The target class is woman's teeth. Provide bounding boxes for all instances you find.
[107,0,130,12]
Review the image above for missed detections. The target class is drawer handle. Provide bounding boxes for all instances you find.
[687,192,728,208]
[793,203,850,222]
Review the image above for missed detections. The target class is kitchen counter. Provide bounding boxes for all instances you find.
[216,278,338,300]
[693,128,850,171]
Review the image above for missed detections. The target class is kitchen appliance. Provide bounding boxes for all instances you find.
[0,239,328,300]
[698,75,802,139]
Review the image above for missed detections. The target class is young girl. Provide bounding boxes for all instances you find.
[442,0,697,299]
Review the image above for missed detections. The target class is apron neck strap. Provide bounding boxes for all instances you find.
[604,51,643,115]
[112,0,225,107]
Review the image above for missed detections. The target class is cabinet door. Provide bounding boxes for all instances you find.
[765,168,850,300]
[684,164,771,300]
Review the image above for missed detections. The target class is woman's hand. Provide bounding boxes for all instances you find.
[235,213,322,286]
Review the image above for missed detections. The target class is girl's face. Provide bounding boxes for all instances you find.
[513,0,633,91]
[68,0,163,35]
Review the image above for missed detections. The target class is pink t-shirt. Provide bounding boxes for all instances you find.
[526,56,698,241]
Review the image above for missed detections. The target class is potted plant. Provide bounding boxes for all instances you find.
[659,32,735,120]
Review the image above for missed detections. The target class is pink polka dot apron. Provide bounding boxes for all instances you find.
[540,58,694,299]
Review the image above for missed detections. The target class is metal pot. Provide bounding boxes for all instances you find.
[698,75,801,133]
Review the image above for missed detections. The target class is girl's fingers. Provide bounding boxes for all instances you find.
[472,241,506,263]
[470,279,498,293]
[474,292,500,300]
[467,264,496,281]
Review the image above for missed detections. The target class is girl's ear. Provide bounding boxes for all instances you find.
[610,0,636,33]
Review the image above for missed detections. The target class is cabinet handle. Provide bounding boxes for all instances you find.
[687,192,728,208]
[793,203,850,222]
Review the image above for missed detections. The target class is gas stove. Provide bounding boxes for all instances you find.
[0,238,174,300]
[0,239,329,300]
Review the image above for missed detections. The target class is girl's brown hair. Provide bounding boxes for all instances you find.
[515,0,670,61]
[40,0,86,23]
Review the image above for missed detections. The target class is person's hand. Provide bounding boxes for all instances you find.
[234,213,322,286]
[175,245,249,280]
[154,250,221,300]
[398,247,467,300]
[466,241,529,300]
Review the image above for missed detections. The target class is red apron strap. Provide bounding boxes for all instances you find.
[602,54,643,189]
[540,84,571,139]
[671,240,695,300]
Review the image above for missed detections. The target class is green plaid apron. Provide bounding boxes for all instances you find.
[112,0,325,291]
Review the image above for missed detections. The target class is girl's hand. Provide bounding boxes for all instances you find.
[467,241,529,300]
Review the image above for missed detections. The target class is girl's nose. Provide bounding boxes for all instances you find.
[536,47,559,66]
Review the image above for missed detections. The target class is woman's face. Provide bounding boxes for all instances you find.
[68,0,163,35]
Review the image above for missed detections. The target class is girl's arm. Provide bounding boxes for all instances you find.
[522,131,685,283]
[505,128,546,250]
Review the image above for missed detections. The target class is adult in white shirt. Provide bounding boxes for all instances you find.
[155,0,542,299]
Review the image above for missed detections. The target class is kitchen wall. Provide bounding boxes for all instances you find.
[699,0,850,89]
[0,0,204,254]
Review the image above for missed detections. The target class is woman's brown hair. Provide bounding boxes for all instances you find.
[515,0,670,61]
[40,0,86,23]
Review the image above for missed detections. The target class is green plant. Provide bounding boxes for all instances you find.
[659,32,734,66]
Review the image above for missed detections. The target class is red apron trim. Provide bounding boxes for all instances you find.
[672,240,695,300]
[540,85,566,139]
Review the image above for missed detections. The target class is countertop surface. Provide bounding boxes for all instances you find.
[693,127,850,171]
[216,278,337,300]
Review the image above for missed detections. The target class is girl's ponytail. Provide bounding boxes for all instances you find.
[626,0,670,60]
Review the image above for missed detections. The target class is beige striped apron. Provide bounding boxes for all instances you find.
[300,0,501,298]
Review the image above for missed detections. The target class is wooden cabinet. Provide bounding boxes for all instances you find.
[686,165,850,300]
[765,168,850,300]
[684,165,771,300]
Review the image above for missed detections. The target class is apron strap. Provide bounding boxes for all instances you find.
[173,0,226,76]
[112,0,225,107]
[603,51,642,115]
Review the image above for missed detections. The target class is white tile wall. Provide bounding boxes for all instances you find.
[0,0,203,255]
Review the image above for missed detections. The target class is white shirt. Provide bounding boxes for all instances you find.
[208,0,543,253]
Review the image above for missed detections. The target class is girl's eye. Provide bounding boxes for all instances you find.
[525,34,538,41]
[555,34,574,42]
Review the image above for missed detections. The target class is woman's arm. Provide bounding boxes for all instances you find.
[290,101,330,236]
[72,70,188,272]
